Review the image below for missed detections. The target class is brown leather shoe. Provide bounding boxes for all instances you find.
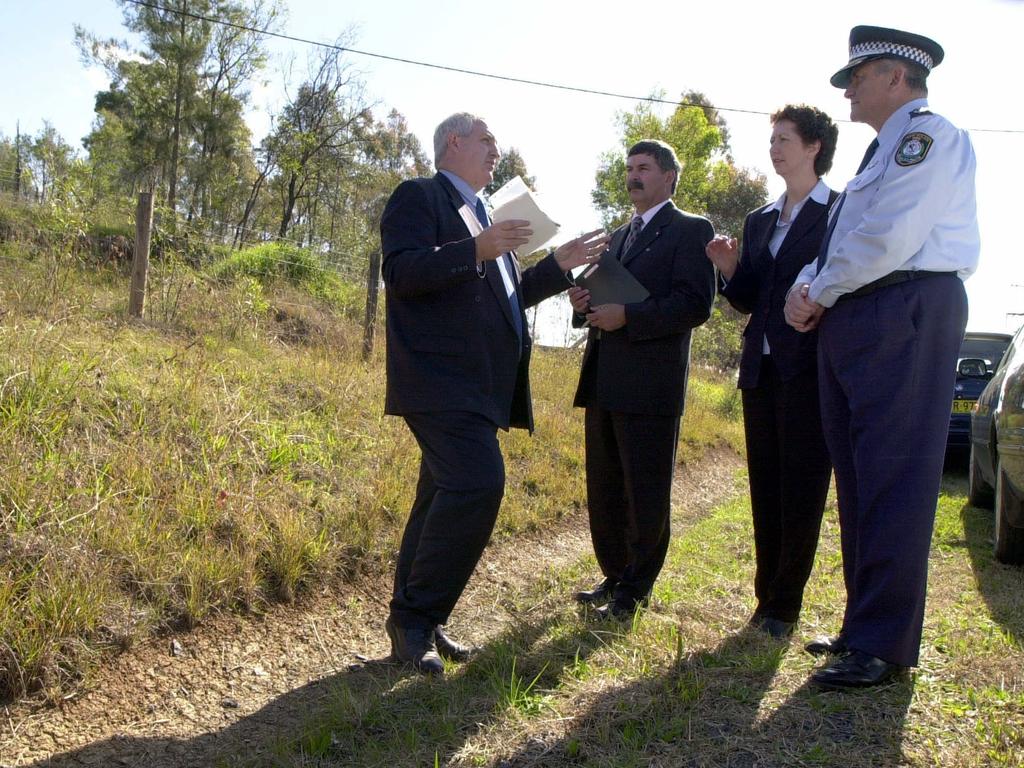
[385,617,444,675]
[811,649,903,690]
[434,625,476,663]
[804,635,848,656]
[574,578,616,606]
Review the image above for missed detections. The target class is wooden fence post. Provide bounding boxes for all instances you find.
[128,192,154,318]
[362,249,382,360]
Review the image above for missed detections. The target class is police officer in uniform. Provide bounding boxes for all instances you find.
[784,26,979,688]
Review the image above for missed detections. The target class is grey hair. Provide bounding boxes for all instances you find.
[433,112,484,165]
[873,58,929,94]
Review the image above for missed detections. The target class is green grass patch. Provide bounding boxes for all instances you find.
[210,242,363,317]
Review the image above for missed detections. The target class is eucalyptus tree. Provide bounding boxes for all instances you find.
[269,36,372,240]
[77,0,277,223]
[485,147,535,196]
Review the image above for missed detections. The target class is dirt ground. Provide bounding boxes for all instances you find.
[0,448,742,767]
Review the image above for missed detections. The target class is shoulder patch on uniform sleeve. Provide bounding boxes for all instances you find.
[895,132,933,166]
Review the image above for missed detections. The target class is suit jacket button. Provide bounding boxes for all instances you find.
[475,296,481,302]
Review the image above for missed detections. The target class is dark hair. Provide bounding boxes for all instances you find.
[627,139,681,193]
[770,104,839,177]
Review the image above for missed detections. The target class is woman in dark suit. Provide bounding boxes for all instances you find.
[706,105,839,638]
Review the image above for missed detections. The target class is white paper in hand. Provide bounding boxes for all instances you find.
[488,176,560,256]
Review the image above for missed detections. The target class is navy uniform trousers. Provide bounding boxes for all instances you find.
[817,273,967,667]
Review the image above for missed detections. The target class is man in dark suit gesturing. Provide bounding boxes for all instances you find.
[381,112,607,674]
[568,140,716,619]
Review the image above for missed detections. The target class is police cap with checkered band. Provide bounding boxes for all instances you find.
[831,26,944,88]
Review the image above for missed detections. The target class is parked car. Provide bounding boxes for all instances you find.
[948,332,1012,451]
[969,322,1024,564]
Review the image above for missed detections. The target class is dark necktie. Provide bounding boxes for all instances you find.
[475,197,523,339]
[620,215,643,259]
[816,138,880,270]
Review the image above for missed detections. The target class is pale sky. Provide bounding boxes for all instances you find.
[2,0,1022,335]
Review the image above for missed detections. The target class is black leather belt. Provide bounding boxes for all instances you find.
[838,270,957,301]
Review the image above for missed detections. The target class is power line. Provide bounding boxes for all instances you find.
[121,0,1023,135]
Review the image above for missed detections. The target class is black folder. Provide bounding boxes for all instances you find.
[573,252,650,306]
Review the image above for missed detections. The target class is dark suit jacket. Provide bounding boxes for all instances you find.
[380,173,570,432]
[721,189,839,389]
[573,201,716,416]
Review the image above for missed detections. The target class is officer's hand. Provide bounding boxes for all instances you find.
[705,235,739,280]
[568,286,591,315]
[475,220,532,262]
[586,303,626,331]
[784,284,824,332]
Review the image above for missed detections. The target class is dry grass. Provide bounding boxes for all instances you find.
[0,242,407,700]
[0,238,745,705]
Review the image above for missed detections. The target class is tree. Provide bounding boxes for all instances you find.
[27,123,78,202]
[0,133,20,196]
[485,147,535,196]
[77,0,277,222]
[184,0,280,223]
[268,37,371,240]
[77,0,213,208]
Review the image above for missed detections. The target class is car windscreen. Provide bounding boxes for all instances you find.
[959,337,1011,373]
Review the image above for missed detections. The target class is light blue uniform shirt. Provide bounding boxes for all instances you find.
[795,98,980,308]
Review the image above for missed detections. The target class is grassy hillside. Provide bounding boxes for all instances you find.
[0,217,743,703]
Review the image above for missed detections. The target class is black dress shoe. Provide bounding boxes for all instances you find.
[575,578,616,606]
[811,649,903,690]
[434,625,476,663]
[594,594,649,621]
[385,617,444,675]
[804,635,848,656]
[752,615,795,639]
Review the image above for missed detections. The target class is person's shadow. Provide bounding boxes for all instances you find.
[498,621,788,767]
[960,499,1024,646]
[21,608,609,767]
[496,620,914,767]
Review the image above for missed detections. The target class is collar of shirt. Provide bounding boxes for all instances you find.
[760,178,831,223]
[875,97,930,156]
[634,198,671,228]
[439,169,482,210]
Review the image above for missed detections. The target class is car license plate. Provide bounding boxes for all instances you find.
[951,399,975,414]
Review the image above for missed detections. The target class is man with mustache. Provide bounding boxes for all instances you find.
[568,139,716,619]
[380,112,608,674]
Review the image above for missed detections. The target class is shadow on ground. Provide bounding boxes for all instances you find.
[498,623,913,768]
[941,454,1024,647]
[22,608,608,767]
[960,500,1024,647]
